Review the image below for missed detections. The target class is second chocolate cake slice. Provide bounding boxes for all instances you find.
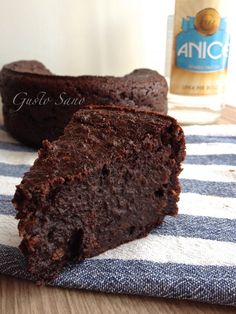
[13,106,185,282]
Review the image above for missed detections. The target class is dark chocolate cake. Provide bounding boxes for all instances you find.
[13,106,185,283]
[0,60,168,147]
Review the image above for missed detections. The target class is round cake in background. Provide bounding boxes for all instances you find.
[0,60,168,147]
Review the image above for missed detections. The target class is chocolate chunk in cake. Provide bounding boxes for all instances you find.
[13,106,185,282]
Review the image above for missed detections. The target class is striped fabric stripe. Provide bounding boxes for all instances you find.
[0,215,19,247]
[0,195,16,216]
[90,235,236,266]
[186,135,236,144]
[185,154,236,165]
[53,260,236,304]
[180,164,236,182]
[181,179,236,198]
[1,212,235,244]
[179,193,236,219]
[152,214,236,243]
[0,163,30,177]
[0,176,21,195]
[0,149,37,165]
[0,123,236,306]
[186,142,236,155]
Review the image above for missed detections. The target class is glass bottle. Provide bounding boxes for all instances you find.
[168,0,231,124]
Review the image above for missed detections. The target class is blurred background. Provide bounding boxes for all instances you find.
[0,0,235,104]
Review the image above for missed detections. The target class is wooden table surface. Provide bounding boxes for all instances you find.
[1,106,236,314]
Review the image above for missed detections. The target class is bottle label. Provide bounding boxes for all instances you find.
[170,1,230,96]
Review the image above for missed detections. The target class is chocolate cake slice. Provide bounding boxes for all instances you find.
[0,60,168,147]
[13,106,185,283]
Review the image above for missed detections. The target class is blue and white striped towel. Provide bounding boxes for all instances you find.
[0,119,236,306]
